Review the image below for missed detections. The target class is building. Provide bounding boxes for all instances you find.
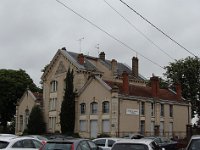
[15,89,43,135]
[39,47,190,138]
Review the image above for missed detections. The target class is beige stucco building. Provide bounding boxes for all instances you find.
[16,47,191,138]
[15,89,43,135]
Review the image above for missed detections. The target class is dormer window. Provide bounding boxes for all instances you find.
[51,80,58,92]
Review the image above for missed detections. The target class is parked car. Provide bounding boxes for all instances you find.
[143,137,178,150]
[122,133,144,139]
[93,138,122,150]
[39,137,103,150]
[0,134,18,138]
[0,136,43,150]
[186,135,200,150]
[23,135,48,144]
[111,139,162,150]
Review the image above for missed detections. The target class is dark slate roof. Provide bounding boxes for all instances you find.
[105,80,183,102]
[65,50,145,80]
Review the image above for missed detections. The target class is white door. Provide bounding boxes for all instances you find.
[90,120,98,138]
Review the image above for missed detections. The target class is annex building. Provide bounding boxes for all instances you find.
[16,47,191,138]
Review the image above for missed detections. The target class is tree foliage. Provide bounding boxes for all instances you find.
[27,105,46,134]
[60,68,75,135]
[164,56,200,117]
[0,69,40,132]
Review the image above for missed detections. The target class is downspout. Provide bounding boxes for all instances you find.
[118,98,120,137]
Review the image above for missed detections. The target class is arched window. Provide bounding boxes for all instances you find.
[102,101,109,113]
[80,103,86,114]
[90,102,98,114]
[50,80,58,92]
[25,109,29,128]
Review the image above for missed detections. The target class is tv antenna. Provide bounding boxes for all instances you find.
[78,37,84,53]
[95,44,100,54]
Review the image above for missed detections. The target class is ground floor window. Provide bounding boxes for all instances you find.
[49,117,56,132]
[102,119,110,133]
[80,120,87,132]
[140,120,145,135]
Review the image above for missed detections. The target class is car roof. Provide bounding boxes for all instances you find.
[0,136,41,142]
[114,139,153,145]
[190,135,200,139]
[93,137,122,140]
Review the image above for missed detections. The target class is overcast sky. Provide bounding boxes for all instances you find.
[1,0,199,87]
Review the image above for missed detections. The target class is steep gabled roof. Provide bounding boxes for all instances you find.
[41,48,145,81]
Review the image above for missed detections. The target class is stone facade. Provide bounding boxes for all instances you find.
[16,48,191,138]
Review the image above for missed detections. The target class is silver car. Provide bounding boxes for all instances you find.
[93,138,122,150]
[0,136,42,150]
[111,139,162,150]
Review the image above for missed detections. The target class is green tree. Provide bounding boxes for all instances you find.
[27,105,46,134]
[60,68,75,135]
[164,56,200,117]
[0,69,40,132]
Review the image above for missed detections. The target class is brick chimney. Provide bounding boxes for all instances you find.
[122,71,129,94]
[111,59,117,75]
[150,76,159,97]
[77,53,84,65]
[132,57,138,77]
[175,83,182,100]
[99,52,105,61]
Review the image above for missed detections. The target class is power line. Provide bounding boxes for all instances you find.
[103,0,175,61]
[56,0,165,70]
[119,0,197,58]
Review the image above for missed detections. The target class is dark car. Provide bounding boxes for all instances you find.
[39,137,103,150]
[186,135,200,150]
[143,137,178,150]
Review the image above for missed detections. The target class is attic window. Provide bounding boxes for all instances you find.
[51,80,58,92]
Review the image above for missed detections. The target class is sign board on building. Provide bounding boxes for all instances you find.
[126,108,139,115]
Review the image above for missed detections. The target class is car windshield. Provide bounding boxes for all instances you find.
[0,141,9,149]
[112,143,148,150]
[187,139,200,150]
[42,143,72,150]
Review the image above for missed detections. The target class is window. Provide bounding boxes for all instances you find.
[141,102,145,115]
[91,102,98,114]
[140,120,145,135]
[160,121,164,136]
[80,103,86,114]
[50,80,58,92]
[102,101,109,113]
[102,120,110,133]
[80,120,87,132]
[49,117,56,132]
[160,104,164,117]
[94,139,106,147]
[25,109,29,129]
[151,103,154,116]
[49,98,57,111]
[19,115,23,132]
[169,105,173,117]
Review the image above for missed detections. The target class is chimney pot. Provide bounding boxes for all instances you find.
[132,57,138,77]
[99,52,105,61]
[77,53,84,65]
[122,71,129,94]
[175,83,182,100]
[150,76,159,97]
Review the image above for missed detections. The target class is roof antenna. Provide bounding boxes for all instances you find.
[95,44,100,54]
[78,37,84,53]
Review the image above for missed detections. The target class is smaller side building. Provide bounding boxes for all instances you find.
[15,89,43,135]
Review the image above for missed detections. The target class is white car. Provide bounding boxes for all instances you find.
[93,138,122,150]
[0,136,43,150]
[111,139,163,150]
